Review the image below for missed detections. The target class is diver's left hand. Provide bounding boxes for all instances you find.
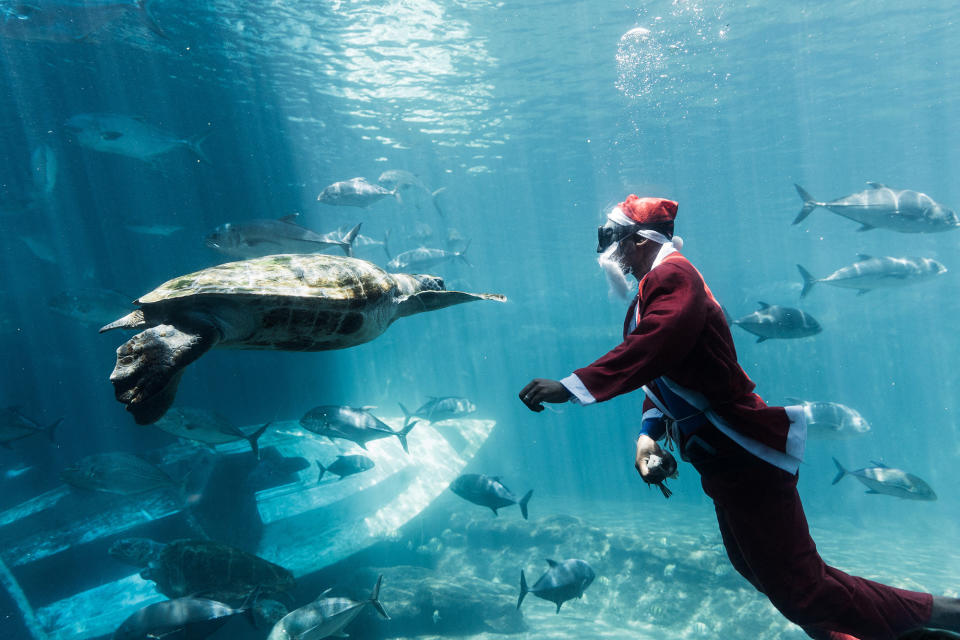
[519,378,571,412]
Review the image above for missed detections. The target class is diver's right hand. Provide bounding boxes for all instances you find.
[634,434,662,481]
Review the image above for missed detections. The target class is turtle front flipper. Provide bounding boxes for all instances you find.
[110,324,218,424]
[397,290,506,318]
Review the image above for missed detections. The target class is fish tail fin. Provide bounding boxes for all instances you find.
[517,570,528,609]
[369,574,391,620]
[136,0,169,39]
[431,187,447,217]
[397,419,419,453]
[240,585,262,628]
[246,422,270,460]
[316,460,326,484]
[340,222,362,257]
[398,402,413,427]
[519,489,533,520]
[831,457,847,485]
[184,130,213,165]
[456,240,472,267]
[793,184,819,224]
[720,305,733,326]
[797,264,817,298]
[44,418,64,443]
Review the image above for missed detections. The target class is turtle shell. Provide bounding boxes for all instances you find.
[145,539,295,601]
[135,254,400,350]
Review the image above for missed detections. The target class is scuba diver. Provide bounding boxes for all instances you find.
[518,194,960,640]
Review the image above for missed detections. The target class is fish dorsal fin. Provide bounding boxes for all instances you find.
[545,559,559,568]
[101,131,123,140]
[866,182,887,189]
[349,176,367,182]
[757,301,770,310]
[278,213,300,224]
[870,460,889,468]
[312,587,334,602]
[358,405,377,411]
[856,223,876,232]
[856,254,873,261]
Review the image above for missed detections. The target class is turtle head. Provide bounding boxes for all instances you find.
[412,274,445,292]
[109,537,164,566]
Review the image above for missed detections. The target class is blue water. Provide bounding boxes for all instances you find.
[1,1,959,638]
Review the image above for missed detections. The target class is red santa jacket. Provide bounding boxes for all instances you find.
[568,251,798,456]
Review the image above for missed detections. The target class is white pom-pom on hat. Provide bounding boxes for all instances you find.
[671,235,684,250]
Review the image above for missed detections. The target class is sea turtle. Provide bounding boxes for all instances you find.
[109,537,296,601]
[100,254,506,424]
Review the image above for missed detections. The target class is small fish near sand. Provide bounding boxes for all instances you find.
[518,559,596,613]
[300,405,417,453]
[0,0,167,42]
[450,474,532,519]
[153,407,270,458]
[787,399,871,440]
[65,113,210,164]
[317,454,374,482]
[267,575,390,640]
[0,407,62,448]
[832,458,936,501]
[317,177,396,208]
[206,216,360,259]
[793,183,960,233]
[113,589,258,640]
[726,303,822,343]
[798,256,947,297]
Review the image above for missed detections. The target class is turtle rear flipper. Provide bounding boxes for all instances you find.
[397,290,506,318]
[110,324,218,425]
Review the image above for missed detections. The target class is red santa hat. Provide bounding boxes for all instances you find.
[607,195,683,249]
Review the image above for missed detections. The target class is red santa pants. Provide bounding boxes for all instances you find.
[694,435,932,640]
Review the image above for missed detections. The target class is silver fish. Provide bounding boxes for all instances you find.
[267,576,389,640]
[798,255,947,297]
[48,287,133,325]
[30,144,57,195]
[787,399,871,440]
[300,405,416,453]
[336,224,383,247]
[317,177,395,208]
[316,454,374,482]
[832,458,936,501]
[518,559,596,613]
[0,407,61,447]
[399,396,476,425]
[61,452,176,495]
[125,224,184,236]
[794,182,960,233]
[153,407,270,457]
[206,215,359,258]
[114,591,257,640]
[0,0,166,42]
[65,113,210,163]
[727,302,822,343]
[450,474,532,519]
[378,170,445,215]
[386,245,470,272]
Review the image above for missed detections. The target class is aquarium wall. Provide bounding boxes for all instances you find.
[1,1,958,639]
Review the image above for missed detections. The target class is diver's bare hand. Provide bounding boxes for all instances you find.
[519,378,571,412]
[634,434,661,481]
